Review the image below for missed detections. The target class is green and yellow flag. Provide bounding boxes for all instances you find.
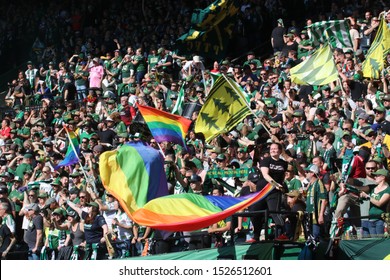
[290,44,338,85]
[362,18,390,79]
[176,0,239,61]
[195,75,251,142]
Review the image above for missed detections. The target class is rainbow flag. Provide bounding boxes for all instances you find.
[130,183,274,231]
[99,142,168,214]
[137,104,192,148]
[55,126,80,169]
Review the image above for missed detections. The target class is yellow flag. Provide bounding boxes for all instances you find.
[290,44,338,85]
[362,18,390,79]
[195,75,251,142]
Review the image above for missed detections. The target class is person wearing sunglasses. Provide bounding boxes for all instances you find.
[360,169,390,237]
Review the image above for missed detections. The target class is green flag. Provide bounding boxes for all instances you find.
[308,20,353,49]
[172,84,185,115]
[290,44,338,85]
[175,0,239,61]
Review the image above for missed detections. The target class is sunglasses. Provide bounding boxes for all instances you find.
[82,141,88,144]
[79,196,86,199]
[366,167,376,170]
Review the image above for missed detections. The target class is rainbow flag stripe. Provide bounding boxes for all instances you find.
[55,126,79,169]
[99,142,168,214]
[137,104,192,147]
[131,183,274,231]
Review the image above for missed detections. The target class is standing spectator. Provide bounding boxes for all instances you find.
[0,216,16,260]
[25,61,39,93]
[86,57,104,96]
[304,164,328,241]
[63,195,108,260]
[62,74,77,102]
[44,208,70,260]
[359,169,390,237]
[271,19,286,53]
[23,203,43,260]
[249,143,288,241]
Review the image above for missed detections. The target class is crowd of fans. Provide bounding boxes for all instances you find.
[1,0,390,260]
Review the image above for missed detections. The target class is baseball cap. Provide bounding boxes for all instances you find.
[286,189,301,198]
[372,168,389,177]
[189,174,202,183]
[26,203,40,212]
[247,169,260,182]
[304,164,319,174]
[358,113,369,120]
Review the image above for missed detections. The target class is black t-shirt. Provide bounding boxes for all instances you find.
[349,81,366,101]
[281,41,298,57]
[271,26,286,51]
[163,55,174,74]
[63,82,77,101]
[97,129,117,145]
[256,156,287,190]
[82,211,106,244]
[298,85,313,102]
[0,224,12,254]
[23,214,44,249]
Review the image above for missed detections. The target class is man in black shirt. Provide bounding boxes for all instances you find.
[271,19,286,53]
[62,75,77,101]
[97,120,117,147]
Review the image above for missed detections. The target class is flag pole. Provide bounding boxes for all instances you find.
[63,125,96,192]
[221,74,272,136]
[156,141,166,158]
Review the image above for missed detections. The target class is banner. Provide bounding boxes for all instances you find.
[206,167,253,179]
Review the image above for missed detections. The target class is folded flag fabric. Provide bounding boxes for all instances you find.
[130,183,274,232]
[137,104,192,148]
[99,142,168,214]
[290,43,338,85]
[55,126,79,169]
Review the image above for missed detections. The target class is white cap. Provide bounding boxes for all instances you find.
[193,56,200,63]
[229,131,239,138]
[305,164,319,175]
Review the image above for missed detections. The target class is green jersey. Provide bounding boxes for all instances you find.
[47,228,69,249]
[134,55,147,72]
[285,177,302,191]
[148,55,159,70]
[306,179,328,224]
